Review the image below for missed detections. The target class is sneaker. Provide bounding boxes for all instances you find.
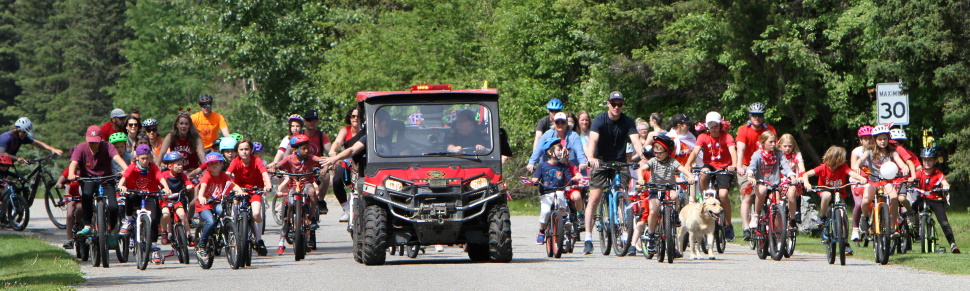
[435,245,445,252]
[952,244,961,254]
[76,227,92,237]
[646,234,657,253]
[860,216,870,234]
[107,236,119,249]
[536,233,545,245]
[63,241,74,249]
[277,245,286,255]
[197,244,208,258]
[319,200,329,215]
[724,225,736,242]
[339,212,350,223]
[846,246,854,256]
[188,235,196,247]
[160,233,170,245]
[675,250,684,258]
[309,223,320,230]
[583,240,593,255]
[743,229,752,241]
[851,228,861,241]
[628,245,638,255]
[119,219,132,235]
[815,215,827,229]
[748,215,759,229]
[792,212,802,224]
[152,251,162,264]
[256,240,268,256]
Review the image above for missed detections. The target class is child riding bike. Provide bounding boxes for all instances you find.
[270,134,325,255]
[860,125,909,236]
[227,139,272,256]
[158,152,194,249]
[912,148,959,254]
[118,144,174,264]
[532,138,580,244]
[745,131,796,231]
[195,152,245,258]
[849,125,874,241]
[800,146,867,255]
[634,135,694,254]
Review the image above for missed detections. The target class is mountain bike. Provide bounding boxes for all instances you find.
[17,154,67,228]
[67,194,89,261]
[229,188,263,268]
[861,180,894,265]
[273,168,321,261]
[0,178,29,231]
[195,197,232,270]
[124,190,165,270]
[165,190,191,264]
[76,175,120,268]
[691,167,730,254]
[912,188,947,253]
[753,180,791,261]
[641,181,688,264]
[890,181,916,255]
[595,163,635,256]
[809,184,854,265]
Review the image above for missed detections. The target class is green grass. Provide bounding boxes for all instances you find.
[731,211,970,275]
[509,196,540,216]
[0,234,84,290]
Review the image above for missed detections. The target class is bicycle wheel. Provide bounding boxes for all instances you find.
[596,200,612,256]
[174,222,189,264]
[271,194,284,226]
[226,217,240,269]
[137,215,151,270]
[237,213,251,267]
[92,235,102,267]
[769,206,783,261]
[96,200,110,268]
[544,214,555,258]
[877,203,890,265]
[293,199,306,261]
[551,213,564,258]
[715,222,726,254]
[835,209,847,266]
[665,207,676,264]
[116,232,130,263]
[927,219,937,253]
[825,209,835,264]
[78,239,90,262]
[41,172,67,229]
[756,220,768,260]
[900,223,911,254]
[613,194,633,257]
[563,213,576,254]
[6,194,29,231]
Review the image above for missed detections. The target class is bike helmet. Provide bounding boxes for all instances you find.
[109,132,128,144]
[289,134,310,148]
[653,135,675,153]
[198,94,213,103]
[142,118,158,128]
[0,154,12,166]
[546,98,564,111]
[218,137,237,151]
[252,142,264,152]
[14,117,33,138]
[288,114,304,123]
[748,102,766,114]
[920,148,938,159]
[889,128,907,140]
[857,125,873,137]
[871,124,891,136]
[540,138,562,151]
[230,133,244,141]
[162,151,185,163]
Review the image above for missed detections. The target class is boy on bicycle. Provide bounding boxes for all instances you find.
[195,152,245,258]
[159,152,194,249]
[118,144,173,264]
[800,146,867,255]
[271,134,325,255]
[912,148,959,254]
[531,138,579,244]
[634,135,694,254]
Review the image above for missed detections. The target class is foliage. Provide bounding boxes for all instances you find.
[0,234,85,290]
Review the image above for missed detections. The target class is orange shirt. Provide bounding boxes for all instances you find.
[190,111,228,149]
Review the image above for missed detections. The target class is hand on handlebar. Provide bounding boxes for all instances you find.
[118,186,128,194]
[198,196,208,205]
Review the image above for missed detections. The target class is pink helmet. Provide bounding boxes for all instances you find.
[857,125,873,137]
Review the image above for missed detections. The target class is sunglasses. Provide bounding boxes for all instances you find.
[350,115,358,119]
[548,109,562,113]
[199,103,212,107]
[145,127,158,132]
[751,113,764,118]
[608,102,624,107]
[305,118,319,122]
[127,123,140,127]
[554,120,567,124]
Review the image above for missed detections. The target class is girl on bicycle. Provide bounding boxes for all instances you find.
[850,125,873,240]
[912,148,958,254]
[157,113,207,217]
[195,152,245,258]
[159,152,194,248]
[118,144,173,264]
[800,146,867,226]
[685,111,739,241]
[227,139,272,256]
[531,138,578,245]
[267,114,304,169]
[778,133,806,226]
[860,125,908,235]
[745,131,796,230]
[328,107,360,222]
[634,135,694,254]
[272,134,324,255]
[56,147,83,249]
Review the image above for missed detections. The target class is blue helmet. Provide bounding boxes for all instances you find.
[920,148,937,159]
[162,151,185,163]
[219,137,237,151]
[541,138,562,151]
[253,142,264,152]
[546,98,564,110]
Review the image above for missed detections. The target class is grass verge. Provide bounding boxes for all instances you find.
[508,197,540,216]
[0,234,84,290]
[730,211,969,275]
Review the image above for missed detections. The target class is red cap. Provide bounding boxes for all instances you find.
[86,126,102,142]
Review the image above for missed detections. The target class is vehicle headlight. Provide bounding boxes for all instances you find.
[469,177,489,190]
[385,180,404,192]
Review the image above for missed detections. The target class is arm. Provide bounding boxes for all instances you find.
[532,130,543,151]
[118,176,128,193]
[629,133,646,162]
[261,172,272,192]
[322,141,364,169]
[850,148,863,173]
[112,155,129,172]
[154,134,172,165]
[686,145,701,168]
[330,127,348,157]
[904,160,917,181]
[568,133,588,171]
[68,161,79,181]
[586,131,600,170]
[801,169,817,190]
[197,183,208,204]
[678,164,694,182]
[728,144,739,172]
[736,141,747,171]
[891,152,909,177]
[31,140,63,156]
[847,169,867,184]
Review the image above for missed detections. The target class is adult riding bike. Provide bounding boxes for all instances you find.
[641,181,688,264]
[17,154,67,228]
[273,168,321,261]
[753,180,792,261]
[124,190,165,270]
[691,167,730,254]
[76,175,120,268]
[809,184,854,265]
[595,163,636,257]
[0,178,29,231]
[912,188,948,253]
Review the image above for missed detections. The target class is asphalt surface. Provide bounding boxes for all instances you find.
[6,198,970,290]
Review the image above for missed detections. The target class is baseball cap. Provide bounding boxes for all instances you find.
[705,112,722,125]
[609,91,623,101]
[110,109,127,119]
[671,114,694,125]
[135,144,152,156]
[553,112,568,121]
[86,126,102,142]
[204,152,225,166]
[304,109,319,121]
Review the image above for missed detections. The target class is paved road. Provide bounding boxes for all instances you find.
[7,199,969,290]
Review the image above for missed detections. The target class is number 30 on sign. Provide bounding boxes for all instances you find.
[876,82,909,125]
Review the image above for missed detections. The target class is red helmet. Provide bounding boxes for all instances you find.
[289,134,310,148]
[0,154,12,166]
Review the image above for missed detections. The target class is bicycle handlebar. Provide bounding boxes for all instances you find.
[808,184,856,193]
[271,168,322,178]
[639,181,689,191]
[691,167,732,175]
[75,175,121,183]
[123,190,167,196]
[25,153,59,164]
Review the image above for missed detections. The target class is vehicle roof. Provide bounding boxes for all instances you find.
[356,88,499,102]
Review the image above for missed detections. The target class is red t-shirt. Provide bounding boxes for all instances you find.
[197,171,236,212]
[304,129,331,156]
[227,156,267,188]
[100,122,120,143]
[277,154,321,188]
[809,163,851,187]
[893,144,922,169]
[695,132,736,169]
[171,136,201,170]
[736,123,777,166]
[60,167,80,197]
[71,141,121,177]
[915,168,945,200]
[121,163,165,191]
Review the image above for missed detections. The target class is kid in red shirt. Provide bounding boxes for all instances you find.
[912,148,958,253]
[226,139,271,255]
[800,146,866,223]
[195,152,244,257]
[270,134,324,255]
[117,145,173,262]
[159,151,194,246]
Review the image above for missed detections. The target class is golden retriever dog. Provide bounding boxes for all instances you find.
[678,197,724,260]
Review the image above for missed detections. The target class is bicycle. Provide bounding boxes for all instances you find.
[860,179,895,265]
[753,180,791,261]
[165,190,191,264]
[273,168,321,261]
[66,193,89,261]
[594,163,636,257]
[809,184,854,265]
[0,178,29,231]
[912,188,948,253]
[76,175,120,268]
[17,154,68,229]
[890,181,916,255]
[690,167,730,254]
[229,188,264,269]
[640,181,688,264]
[195,195,234,270]
[124,190,166,270]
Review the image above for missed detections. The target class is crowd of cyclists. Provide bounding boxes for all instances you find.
[0,89,961,271]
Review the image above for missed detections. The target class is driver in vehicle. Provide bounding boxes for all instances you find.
[446,110,490,154]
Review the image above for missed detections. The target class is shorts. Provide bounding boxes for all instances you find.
[538,191,568,223]
[590,165,632,190]
[632,191,653,222]
[737,172,754,195]
[249,193,264,204]
[703,164,733,190]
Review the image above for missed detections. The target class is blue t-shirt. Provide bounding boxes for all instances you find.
[590,112,636,162]
[533,161,573,194]
[0,131,34,156]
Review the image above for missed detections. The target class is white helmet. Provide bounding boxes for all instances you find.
[871,124,891,136]
[14,117,33,138]
[889,128,907,140]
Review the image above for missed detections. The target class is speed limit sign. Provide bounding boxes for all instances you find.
[876,82,909,125]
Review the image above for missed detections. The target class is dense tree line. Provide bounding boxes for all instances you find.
[0,0,967,205]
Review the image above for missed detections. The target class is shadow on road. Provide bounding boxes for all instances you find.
[84,276,186,287]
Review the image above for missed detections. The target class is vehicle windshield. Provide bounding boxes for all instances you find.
[372,103,494,157]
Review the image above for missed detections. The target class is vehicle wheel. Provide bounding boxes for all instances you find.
[596,201,612,256]
[226,219,240,269]
[467,243,489,261]
[613,195,633,257]
[42,173,67,229]
[825,222,836,265]
[552,213,564,258]
[197,239,214,270]
[293,200,306,261]
[656,231,666,263]
[715,220,726,254]
[899,224,911,254]
[641,238,653,260]
[407,245,419,259]
[174,223,189,264]
[96,201,109,268]
[351,197,365,264]
[665,207,676,264]
[6,194,29,231]
[835,209,847,266]
[78,239,90,262]
[680,232,690,253]
[360,205,388,265]
[562,219,575,254]
[487,203,513,262]
[878,204,890,265]
[92,236,102,267]
[237,213,251,267]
